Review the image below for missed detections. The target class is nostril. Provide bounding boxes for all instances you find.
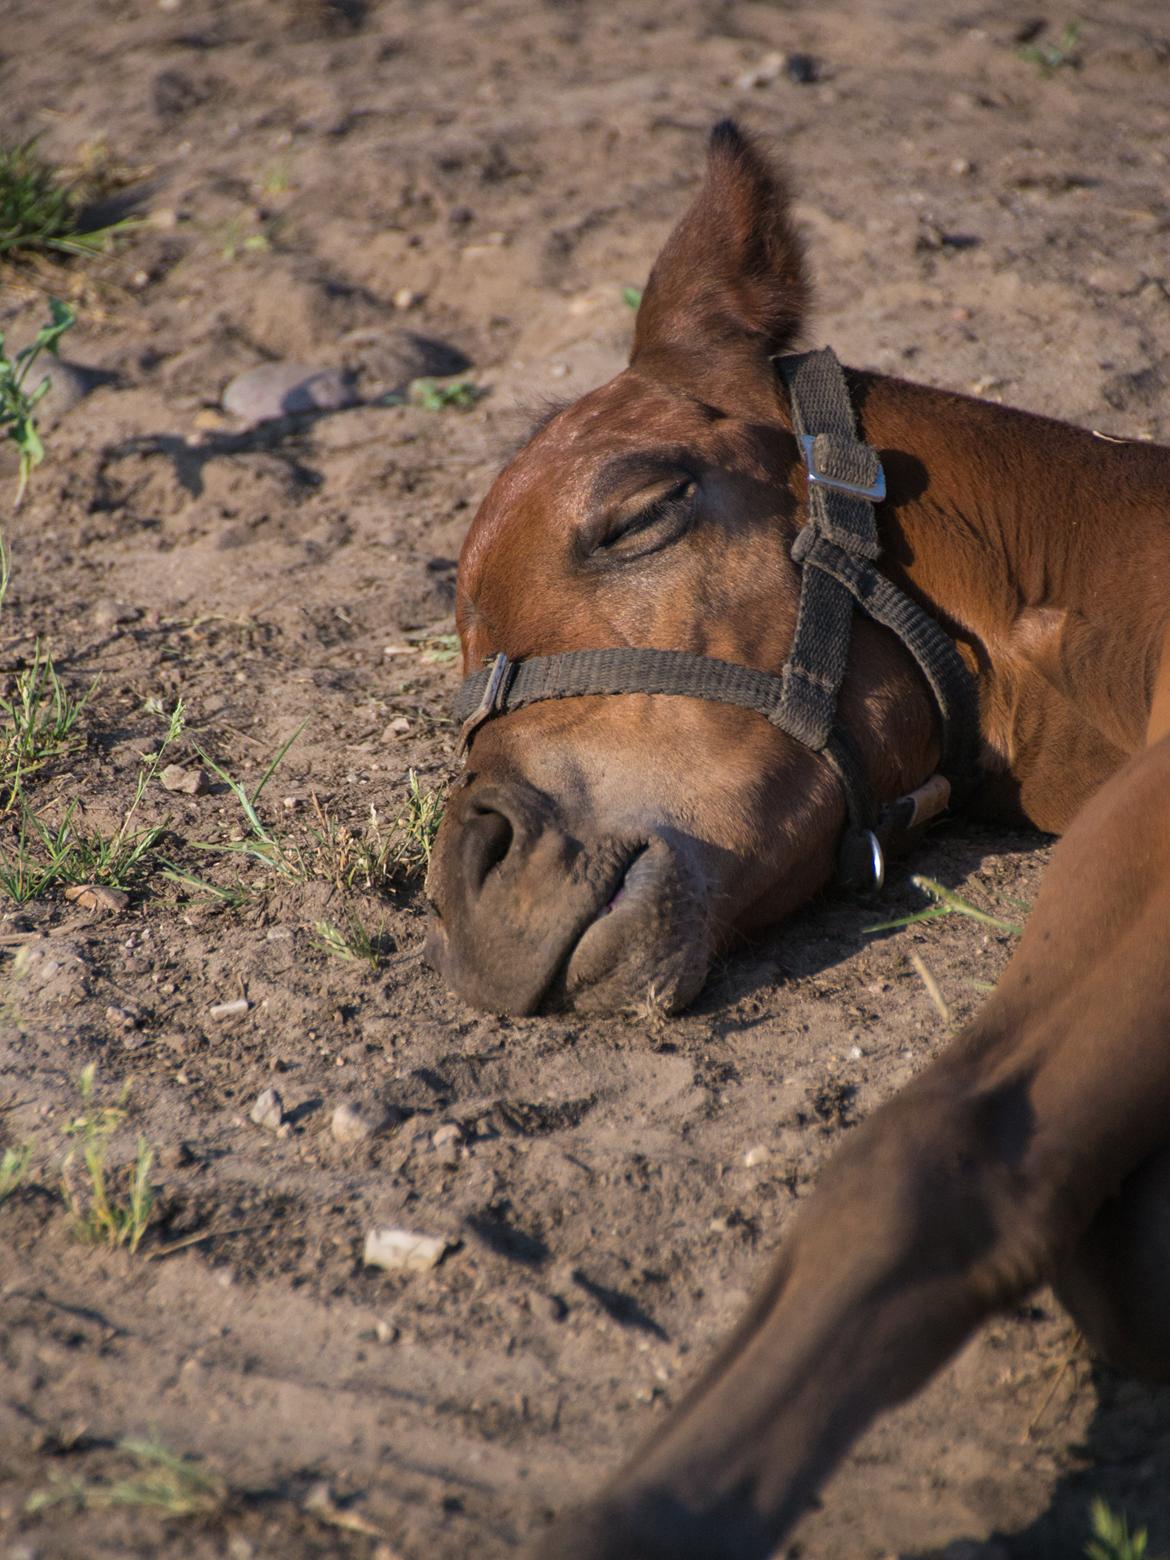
[467,803,515,888]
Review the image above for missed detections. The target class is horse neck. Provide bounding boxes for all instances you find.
[853,373,1170,816]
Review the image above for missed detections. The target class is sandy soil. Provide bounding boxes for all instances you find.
[3,2,1170,1557]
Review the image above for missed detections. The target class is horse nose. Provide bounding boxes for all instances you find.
[462,789,522,888]
[426,775,580,1013]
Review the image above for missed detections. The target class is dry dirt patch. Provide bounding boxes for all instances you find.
[3,2,1170,1557]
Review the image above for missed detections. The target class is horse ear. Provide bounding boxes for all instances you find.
[631,121,810,366]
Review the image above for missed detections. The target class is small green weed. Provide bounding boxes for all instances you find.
[0,1142,33,1202]
[1086,1499,1158,1560]
[391,768,443,878]
[217,216,274,261]
[0,138,133,262]
[192,722,309,879]
[622,285,643,309]
[0,298,76,505]
[409,376,483,411]
[61,1062,154,1254]
[865,874,1023,937]
[27,1434,225,1518]
[1017,20,1081,75]
[314,910,387,968]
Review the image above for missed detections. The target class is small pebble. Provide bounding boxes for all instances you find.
[364,1227,450,1273]
[735,49,786,89]
[160,763,212,795]
[91,599,142,630]
[105,1004,138,1030]
[222,362,358,426]
[209,997,251,1020]
[374,1319,399,1344]
[393,287,421,309]
[250,1087,284,1131]
[743,1144,769,1168]
[384,716,411,739]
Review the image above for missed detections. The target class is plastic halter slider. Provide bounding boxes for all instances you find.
[800,433,887,503]
[458,651,512,754]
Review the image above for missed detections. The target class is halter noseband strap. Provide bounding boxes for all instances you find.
[452,348,981,890]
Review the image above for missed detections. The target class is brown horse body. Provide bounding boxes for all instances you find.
[425,123,1170,1556]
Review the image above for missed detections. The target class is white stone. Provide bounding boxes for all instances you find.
[364,1227,449,1273]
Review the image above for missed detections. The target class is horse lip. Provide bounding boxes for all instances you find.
[560,839,681,1001]
[536,842,654,1005]
[599,842,651,915]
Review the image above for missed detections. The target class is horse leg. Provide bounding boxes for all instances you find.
[534,733,1170,1560]
[1053,1148,1170,1380]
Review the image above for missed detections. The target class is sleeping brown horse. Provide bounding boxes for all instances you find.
[424,122,1170,1557]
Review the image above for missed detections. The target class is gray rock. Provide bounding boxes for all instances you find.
[331,1099,397,1144]
[249,1087,284,1130]
[160,763,212,795]
[222,362,358,426]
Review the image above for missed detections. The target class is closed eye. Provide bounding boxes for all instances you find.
[590,477,697,561]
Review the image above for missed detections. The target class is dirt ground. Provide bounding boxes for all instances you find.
[3,2,1170,1557]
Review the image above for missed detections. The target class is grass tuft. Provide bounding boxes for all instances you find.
[0,701,183,902]
[1086,1499,1157,1560]
[0,636,94,812]
[865,874,1023,937]
[61,1062,155,1254]
[0,1142,33,1202]
[314,910,387,968]
[409,376,483,411]
[0,138,133,261]
[1018,20,1081,75]
[27,1434,225,1518]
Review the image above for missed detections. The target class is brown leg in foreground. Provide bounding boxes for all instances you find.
[536,735,1170,1560]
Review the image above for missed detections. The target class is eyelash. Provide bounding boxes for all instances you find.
[598,479,696,553]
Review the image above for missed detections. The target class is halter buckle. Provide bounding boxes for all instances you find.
[801,434,886,503]
[458,652,512,754]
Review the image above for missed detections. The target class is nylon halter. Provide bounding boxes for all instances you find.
[452,348,981,889]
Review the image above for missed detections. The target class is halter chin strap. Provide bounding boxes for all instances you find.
[453,347,981,890]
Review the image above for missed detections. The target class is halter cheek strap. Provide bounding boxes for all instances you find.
[452,348,981,890]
